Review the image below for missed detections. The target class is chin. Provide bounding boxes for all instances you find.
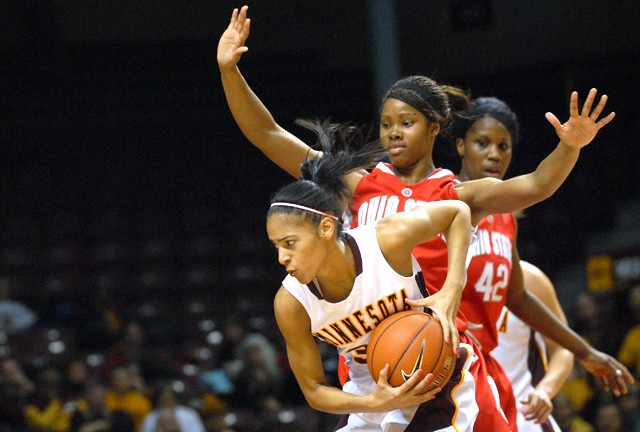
[293,274,312,284]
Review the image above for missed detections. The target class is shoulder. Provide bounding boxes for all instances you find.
[520,261,556,300]
[520,260,545,279]
[274,286,307,319]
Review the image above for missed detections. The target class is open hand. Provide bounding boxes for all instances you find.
[545,88,615,148]
[217,6,251,69]
[578,349,635,396]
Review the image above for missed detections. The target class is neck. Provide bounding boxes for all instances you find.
[392,160,437,185]
[315,238,356,303]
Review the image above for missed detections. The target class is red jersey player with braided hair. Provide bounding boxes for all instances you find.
[445,96,572,431]
[217,6,634,431]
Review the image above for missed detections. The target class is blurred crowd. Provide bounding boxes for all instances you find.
[0,275,342,432]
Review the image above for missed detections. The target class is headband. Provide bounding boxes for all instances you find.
[270,202,339,221]
[386,79,447,120]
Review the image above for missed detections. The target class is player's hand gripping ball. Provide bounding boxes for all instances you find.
[367,310,456,392]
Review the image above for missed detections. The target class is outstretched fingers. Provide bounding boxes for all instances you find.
[596,110,616,129]
[569,91,579,117]
[577,89,615,129]
[579,88,597,117]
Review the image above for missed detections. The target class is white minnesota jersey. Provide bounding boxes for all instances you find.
[282,222,428,393]
[493,307,561,432]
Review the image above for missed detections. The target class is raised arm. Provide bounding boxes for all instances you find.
[217,6,320,178]
[507,244,634,397]
[273,287,438,413]
[455,89,615,224]
[377,200,473,354]
[518,261,574,424]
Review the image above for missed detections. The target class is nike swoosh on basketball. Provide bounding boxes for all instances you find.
[401,338,425,381]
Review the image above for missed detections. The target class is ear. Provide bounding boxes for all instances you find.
[455,138,465,158]
[430,123,441,136]
[319,217,336,239]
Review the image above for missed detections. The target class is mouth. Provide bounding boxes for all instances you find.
[386,142,406,156]
[484,167,502,178]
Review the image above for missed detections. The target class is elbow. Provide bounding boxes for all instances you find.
[300,387,326,413]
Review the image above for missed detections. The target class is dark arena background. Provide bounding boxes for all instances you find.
[1,1,639,431]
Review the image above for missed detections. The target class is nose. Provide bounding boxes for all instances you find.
[387,124,401,140]
[278,249,291,266]
[487,144,501,161]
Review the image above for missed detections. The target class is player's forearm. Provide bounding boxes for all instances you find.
[527,142,580,201]
[508,291,591,359]
[535,347,574,399]
[302,384,387,414]
[219,65,280,148]
[442,209,473,291]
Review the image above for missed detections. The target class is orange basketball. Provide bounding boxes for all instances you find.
[366,310,456,391]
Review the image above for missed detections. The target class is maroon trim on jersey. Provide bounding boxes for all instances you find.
[306,280,323,300]
[528,328,547,387]
[333,415,349,431]
[344,233,363,276]
[541,420,555,432]
[414,271,429,298]
[405,348,469,431]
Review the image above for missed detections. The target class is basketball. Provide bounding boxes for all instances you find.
[367,310,456,391]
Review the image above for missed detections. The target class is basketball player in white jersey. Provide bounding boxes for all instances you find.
[267,121,503,431]
[493,261,573,432]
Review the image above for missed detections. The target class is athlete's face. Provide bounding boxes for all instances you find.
[456,116,513,180]
[267,213,327,285]
[379,98,439,169]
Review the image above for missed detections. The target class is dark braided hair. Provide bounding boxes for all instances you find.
[449,96,520,145]
[382,76,470,131]
[268,120,385,232]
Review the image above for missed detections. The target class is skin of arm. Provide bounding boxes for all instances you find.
[518,261,575,424]
[217,6,366,191]
[377,200,473,355]
[217,6,320,178]
[456,89,615,225]
[506,235,634,396]
[273,287,439,414]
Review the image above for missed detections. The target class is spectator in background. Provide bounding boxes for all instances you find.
[103,321,178,385]
[0,277,38,334]
[69,382,135,432]
[571,292,606,351]
[617,384,640,432]
[63,357,93,403]
[0,356,35,432]
[618,284,640,379]
[201,409,237,432]
[141,382,205,432]
[229,333,282,415]
[104,365,152,431]
[553,392,594,432]
[154,407,181,432]
[24,365,72,432]
[216,312,247,369]
[594,402,630,432]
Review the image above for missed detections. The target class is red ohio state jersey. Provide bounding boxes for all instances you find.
[347,163,458,298]
[460,213,516,353]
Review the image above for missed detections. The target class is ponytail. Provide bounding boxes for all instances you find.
[268,120,384,228]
